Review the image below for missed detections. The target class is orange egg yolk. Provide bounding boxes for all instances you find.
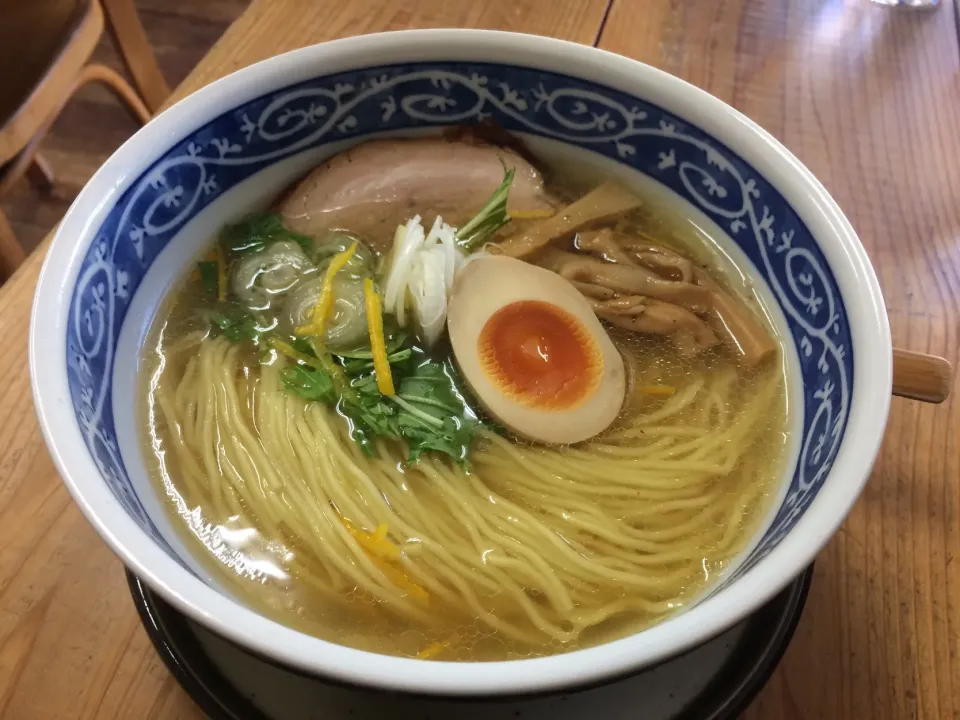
[477,300,603,410]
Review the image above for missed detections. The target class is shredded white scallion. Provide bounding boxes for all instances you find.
[383,214,482,347]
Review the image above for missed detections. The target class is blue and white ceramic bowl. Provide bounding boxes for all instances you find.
[30,30,891,696]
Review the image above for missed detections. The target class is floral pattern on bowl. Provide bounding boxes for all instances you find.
[66,61,852,583]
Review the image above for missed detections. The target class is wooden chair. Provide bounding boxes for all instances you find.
[0,0,170,281]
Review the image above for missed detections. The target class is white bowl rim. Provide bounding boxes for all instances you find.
[30,28,892,696]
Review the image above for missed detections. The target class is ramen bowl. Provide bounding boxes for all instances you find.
[30,30,890,696]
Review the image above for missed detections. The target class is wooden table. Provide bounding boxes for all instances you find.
[1,1,957,717]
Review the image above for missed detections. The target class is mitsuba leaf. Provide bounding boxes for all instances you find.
[220,213,313,256]
[334,327,410,362]
[397,362,463,417]
[206,304,266,344]
[335,381,396,457]
[197,261,218,296]
[340,349,413,376]
[402,416,477,465]
[290,337,317,357]
[392,358,482,466]
[456,167,515,250]
[281,365,335,402]
[276,337,486,465]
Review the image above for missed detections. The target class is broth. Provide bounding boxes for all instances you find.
[139,134,789,661]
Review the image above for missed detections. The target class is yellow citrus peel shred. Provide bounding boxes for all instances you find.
[296,241,358,337]
[268,338,325,370]
[363,278,395,396]
[343,519,401,561]
[416,642,447,660]
[636,384,676,396]
[215,243,228,301]
[341,519,428,604]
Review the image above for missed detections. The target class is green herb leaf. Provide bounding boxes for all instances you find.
[392,359,482,466]
[341,349,412,375]
[334,327,409,360]
[397,363,462,416]
[276,336,485,465]
[456,167,515,251]
[281,365,336,402]
[339,383,399,457]
[404,416,476,465]
[288,231,315,254]
[206,304,266,344]
[197,261,218,296]
[290,337,317,357]
[220,213,313,256]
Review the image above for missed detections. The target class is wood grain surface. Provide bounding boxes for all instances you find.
[893,349,953,403]
[600,2,960,718]
[0,0,957,718]
[600,0,960,720]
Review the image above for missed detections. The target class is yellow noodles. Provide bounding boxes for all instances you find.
[146,334,786,660]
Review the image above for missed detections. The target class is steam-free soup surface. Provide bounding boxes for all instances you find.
[140,133,789,662]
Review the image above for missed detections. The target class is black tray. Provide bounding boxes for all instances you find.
[128,566,812,720]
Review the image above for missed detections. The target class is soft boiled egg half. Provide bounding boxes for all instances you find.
[447,256,626,444]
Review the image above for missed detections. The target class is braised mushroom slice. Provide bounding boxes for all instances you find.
[590,295,718,356]
[536,248,710,312]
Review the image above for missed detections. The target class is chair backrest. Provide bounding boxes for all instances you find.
[0,0,100,165]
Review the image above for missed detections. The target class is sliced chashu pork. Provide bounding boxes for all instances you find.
[278,137,555,250]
